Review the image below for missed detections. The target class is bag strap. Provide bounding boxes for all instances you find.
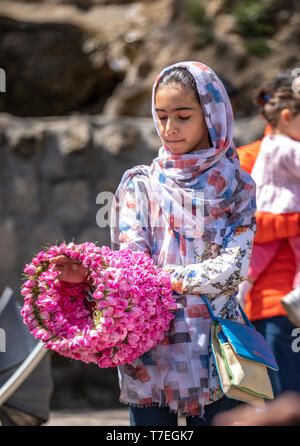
[200,294,218,322]
[200,293,254,328]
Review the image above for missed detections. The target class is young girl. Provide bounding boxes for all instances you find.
[237,78,300,327]
[108,61,256,425]
[51,61,256,425]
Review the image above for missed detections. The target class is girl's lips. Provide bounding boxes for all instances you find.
[166,139,184,143]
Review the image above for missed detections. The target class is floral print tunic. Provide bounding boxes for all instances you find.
[111,173,255,416]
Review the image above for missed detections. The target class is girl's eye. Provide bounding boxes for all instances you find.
[157,115,190,121]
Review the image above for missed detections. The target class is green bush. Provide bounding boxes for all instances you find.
[244,38,271,57]
[186,1,210,26]
[185,1,214,46]
[233,0,275,37]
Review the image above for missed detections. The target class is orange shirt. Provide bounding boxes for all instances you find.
[237,131,300,321]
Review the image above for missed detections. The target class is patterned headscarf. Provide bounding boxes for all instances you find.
[111,61,256,252]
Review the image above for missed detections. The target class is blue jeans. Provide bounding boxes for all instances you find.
[129,396,239,426]
[253,316,300,397]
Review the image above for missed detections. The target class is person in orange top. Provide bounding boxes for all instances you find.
[237,69,300,396]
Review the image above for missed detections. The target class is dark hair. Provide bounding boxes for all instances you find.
[155,67,200,103]
[253,70,300,127]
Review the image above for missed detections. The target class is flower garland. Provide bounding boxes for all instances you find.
[21,242,177,367]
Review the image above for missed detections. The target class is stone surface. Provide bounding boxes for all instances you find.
[12,176,40,215]
[51,180,90,222]
[0,219,18,271]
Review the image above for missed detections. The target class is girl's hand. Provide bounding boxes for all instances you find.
[237,278,254,309]
[49,255,88,283]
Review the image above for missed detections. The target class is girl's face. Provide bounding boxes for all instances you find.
[276,108,300,142]
[155,84,210,155]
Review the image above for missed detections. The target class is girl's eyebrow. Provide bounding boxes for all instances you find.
[155,107,194,112]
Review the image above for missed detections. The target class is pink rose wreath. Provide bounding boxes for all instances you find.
[21,242,177,367]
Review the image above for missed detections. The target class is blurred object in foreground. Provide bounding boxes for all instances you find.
[0,287,53,426]
[213,391,300,426]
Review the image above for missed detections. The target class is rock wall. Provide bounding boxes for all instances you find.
[0,113,160,291]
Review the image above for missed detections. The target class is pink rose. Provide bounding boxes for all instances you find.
[24,264,37,276]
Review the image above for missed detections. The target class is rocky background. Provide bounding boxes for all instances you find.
[0,0,299,412]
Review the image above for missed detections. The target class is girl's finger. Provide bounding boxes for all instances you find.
[49,255,69,265]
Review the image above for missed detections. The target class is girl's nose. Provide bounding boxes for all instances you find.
[165,118,178,135]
